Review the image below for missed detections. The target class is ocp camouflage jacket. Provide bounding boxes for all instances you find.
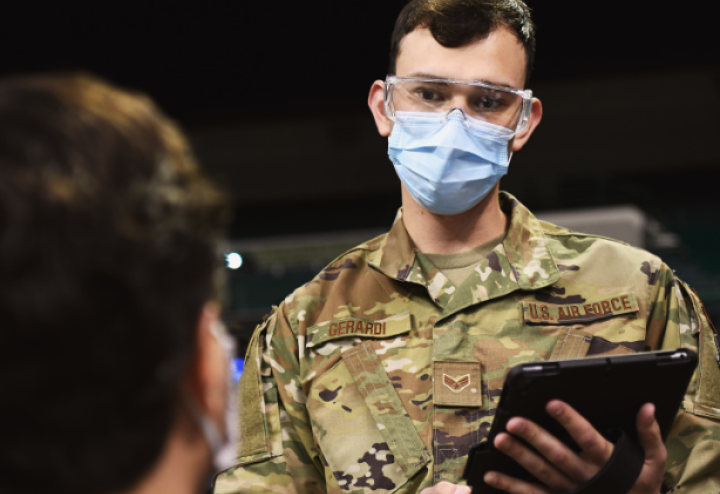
[216,192,720,494]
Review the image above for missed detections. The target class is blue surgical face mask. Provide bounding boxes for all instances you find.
[388,109,515,215]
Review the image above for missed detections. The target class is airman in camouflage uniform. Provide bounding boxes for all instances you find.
[216,194,720,493]
[216,0,720,492]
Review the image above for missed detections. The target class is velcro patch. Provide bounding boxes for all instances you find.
[434,361,482,408]
[306,313,411,348]
[549,327,592,360]
[522,293,639,325]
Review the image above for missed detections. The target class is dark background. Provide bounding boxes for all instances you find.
[4,2,719,341]
[6,2,715,122]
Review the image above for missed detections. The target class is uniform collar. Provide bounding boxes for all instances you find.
[372,208,416,283]
[501,192,560,291]
[370,192,560,306]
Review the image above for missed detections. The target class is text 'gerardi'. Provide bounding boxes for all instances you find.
[328,320,387,337]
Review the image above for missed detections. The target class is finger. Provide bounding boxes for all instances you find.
[419,481,471,494]
[494,432,577,491]
[484,470,553,494]
[503,417,592,483]
[636,403,667,467]
[546,400,614,464]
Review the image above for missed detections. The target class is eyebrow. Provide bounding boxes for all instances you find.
[405,72,518,90]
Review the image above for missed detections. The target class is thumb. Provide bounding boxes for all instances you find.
[636,403,667,466]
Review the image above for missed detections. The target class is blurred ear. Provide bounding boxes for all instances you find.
[511,98,542,152]
[368,80,392,137]
[185,303,226,419]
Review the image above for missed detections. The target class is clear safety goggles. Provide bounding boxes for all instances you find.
[384,75,533,134]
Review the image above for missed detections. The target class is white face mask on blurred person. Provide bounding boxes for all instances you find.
[184,319,238,473]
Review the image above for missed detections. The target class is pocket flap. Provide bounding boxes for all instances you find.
[342,341,430,475]
[306,313,412,348]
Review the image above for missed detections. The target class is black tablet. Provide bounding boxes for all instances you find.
[463,349,697,494]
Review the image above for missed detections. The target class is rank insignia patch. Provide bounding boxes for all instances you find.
[434,361,482,408]
[443,374,471,393]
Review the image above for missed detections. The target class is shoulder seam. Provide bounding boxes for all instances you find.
[543,231,630,246]
[544,231,666,262]
[318,233,387,270]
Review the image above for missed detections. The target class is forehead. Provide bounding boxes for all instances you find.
[395,27,527,90]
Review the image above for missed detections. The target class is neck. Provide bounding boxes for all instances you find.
[401,184,507,254]
[124,411,211,494]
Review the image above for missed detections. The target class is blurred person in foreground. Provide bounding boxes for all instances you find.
[217,1,720,493]
[0,74,234,494]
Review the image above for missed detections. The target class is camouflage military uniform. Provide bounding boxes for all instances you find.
[216,192,720,494]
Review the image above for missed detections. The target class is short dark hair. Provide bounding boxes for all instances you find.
[388,0,536,86]
[0,74,229,494]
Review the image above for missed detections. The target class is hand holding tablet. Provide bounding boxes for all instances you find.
[464,349,697,494]
[483,400,666,494]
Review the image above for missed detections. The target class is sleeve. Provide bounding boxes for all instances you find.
[214,303,327,494]
[648,265,720,493]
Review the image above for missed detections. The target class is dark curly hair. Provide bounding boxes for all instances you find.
[389,0,536,86]
[0,74,229,494]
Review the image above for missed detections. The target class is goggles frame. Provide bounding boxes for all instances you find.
[384,75,534,135]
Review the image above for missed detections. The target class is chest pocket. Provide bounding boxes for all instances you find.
[522,293,644,359]
[306,315,430,493]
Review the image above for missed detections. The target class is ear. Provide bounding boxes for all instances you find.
[368,80,392,137]
[185,303,226,419]
[511,98,543,152]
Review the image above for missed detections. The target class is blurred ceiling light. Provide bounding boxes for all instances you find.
[226,252,243,270]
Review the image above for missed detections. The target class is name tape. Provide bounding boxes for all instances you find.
[522,293,638,325]
[306,313,411,347]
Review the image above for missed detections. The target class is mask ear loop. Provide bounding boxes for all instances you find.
[508,97,531,165]
[507,100,528,164]
[182,320,237,471]
[182,389,225,457]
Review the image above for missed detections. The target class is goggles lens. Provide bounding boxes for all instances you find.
[386,78,531,132]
